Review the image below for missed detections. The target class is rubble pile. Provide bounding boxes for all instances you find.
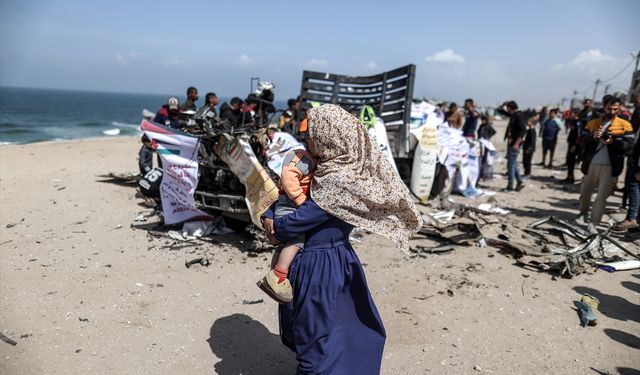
[414,207,640,277]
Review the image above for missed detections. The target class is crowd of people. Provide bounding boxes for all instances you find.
[148,85,310,133]
[445,95,639,236]
[137,85,312,175]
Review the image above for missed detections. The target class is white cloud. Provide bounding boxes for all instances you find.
[302,59,328,68]
[365,61,378,70]
[571,49,614,65]
[553,49,616,71]
[237,54,252,66]
[425,49,465,63]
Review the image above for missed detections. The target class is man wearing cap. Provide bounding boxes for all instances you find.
[154,97,181,129]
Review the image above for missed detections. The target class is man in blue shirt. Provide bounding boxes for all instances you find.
[462,98,480,139]
[541,109,561,168]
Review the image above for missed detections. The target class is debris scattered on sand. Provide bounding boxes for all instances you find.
[574,293,599,327]
[242,299,264,305]
[185,257,210,269]
[416,208,639,277]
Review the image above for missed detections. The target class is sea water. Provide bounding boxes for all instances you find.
[0,87,287,144]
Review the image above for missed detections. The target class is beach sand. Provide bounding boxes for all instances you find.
[1,126,639,374]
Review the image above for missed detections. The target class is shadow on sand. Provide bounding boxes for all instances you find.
[207,313,296,375]
[573,286,640,324]
[603,328,640,350]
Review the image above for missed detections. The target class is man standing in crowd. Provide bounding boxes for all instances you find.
[540,109,560,168]
[578,96,634,229]
[219,97,249,126]
[181,86,199,111]
[580,98,595,123]
[462,98,480,138]
[615,130,640,232]
[199,92,218,117]
[445,102,463,129]
[621,95,640,215]
[562,109,583,183]
[522,113,537,176]
[503,101,526,191]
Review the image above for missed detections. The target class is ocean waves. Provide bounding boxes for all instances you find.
[0,87,161,144]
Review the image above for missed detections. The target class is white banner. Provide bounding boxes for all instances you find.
[140,120,213,225]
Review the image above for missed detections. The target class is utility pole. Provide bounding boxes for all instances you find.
[250,77,260,93]
[592,79,601,102]
[604,84,611,95]
[628,50,640,103]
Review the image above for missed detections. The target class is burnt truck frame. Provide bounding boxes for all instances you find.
[298,64,417,177]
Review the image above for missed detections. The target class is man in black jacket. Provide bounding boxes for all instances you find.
[522,114,537,176]
[219,97,249,127]
[616,95,640,231]
[580,99,595,123]
[562,109,584,183]
[615,135,640,232]
[503,101,527,191]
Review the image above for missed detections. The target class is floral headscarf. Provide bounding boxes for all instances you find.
[308,104,423,253]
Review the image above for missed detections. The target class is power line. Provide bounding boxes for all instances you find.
[577,81,595,95]
[600,57,635,83]
[571,55,636,99]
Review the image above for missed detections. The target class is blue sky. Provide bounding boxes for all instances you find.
[1,0,638,107]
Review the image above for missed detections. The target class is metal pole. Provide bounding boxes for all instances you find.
[250,77,260,94]
[592,79,601,102]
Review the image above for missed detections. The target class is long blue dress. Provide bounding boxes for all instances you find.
[262,199,386,375]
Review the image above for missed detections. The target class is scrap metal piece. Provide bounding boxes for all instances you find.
[417,219,482,245]
[0,333,17,346]
[601,234,640,260]
[528,216,589,241]
[185,257,210,269]
[410,245,456,257]
[485,238,546,257]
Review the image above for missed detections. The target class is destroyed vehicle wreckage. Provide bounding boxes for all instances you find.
[414,210,640,277]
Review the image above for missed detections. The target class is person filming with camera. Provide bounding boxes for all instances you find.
[578,96,634,231]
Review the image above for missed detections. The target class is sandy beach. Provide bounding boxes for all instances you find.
[1,124,639,374]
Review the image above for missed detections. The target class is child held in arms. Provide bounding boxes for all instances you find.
[258,149,316,303]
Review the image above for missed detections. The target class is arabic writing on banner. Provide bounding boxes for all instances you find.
[140,120,213,225]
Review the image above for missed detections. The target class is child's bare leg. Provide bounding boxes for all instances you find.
[276,244,300,271]
[269,247,281,269]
